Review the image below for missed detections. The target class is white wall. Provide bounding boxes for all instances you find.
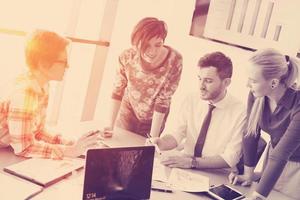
[0,0,254,134]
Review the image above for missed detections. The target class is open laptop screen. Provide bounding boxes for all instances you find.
[83,146,155,200]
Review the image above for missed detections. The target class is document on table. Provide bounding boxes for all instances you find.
[0,172,43,200]
[152,157,169,182]
[152,150,183,182]
[4,157,85,187]
[168,168,210,192]
[152,150,210,192]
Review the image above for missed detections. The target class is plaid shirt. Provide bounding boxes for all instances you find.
[0,73,73,159]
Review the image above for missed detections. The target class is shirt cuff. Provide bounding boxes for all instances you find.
[61,138,74,145]
[170,133,184,148]
[51,144,66,159]
[52,135,73,145]
[220,153,240,168]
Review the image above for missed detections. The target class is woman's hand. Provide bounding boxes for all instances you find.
[228,172,253,186]
[145,135,160,146]
[145,135,162,155]
[243,192,267,200]
[243,197,264,200]
[243,197,258,200]
[229,165,258,186]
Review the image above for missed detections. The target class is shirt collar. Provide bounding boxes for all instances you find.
[207,91,232,109]
[277,87,296,110]
[16,72,49,96]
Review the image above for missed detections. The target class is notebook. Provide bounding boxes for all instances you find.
[82,146,155,200]
[4,157,85,187]
[0,172,43,199]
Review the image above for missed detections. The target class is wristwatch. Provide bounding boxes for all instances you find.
[191,157,197,169]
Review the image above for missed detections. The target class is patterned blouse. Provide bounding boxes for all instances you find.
[112,46,183,122]
[0,72,73,159]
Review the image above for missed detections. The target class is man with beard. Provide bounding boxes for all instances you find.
[150,52,247,170]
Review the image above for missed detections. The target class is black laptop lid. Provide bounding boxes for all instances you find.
[83,146,155,200]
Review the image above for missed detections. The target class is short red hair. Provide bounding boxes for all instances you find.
[25,29,70,69]
[131,17,168,53]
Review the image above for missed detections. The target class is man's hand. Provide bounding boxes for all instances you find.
[160,155,192,169]
[64,130,101,158]
[99,126,113,138]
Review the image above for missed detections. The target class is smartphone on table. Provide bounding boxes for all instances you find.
[208,184,244,200]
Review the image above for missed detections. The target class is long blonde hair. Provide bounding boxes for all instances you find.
[247,48,300,136]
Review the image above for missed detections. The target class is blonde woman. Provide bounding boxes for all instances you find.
[229,48,300,200]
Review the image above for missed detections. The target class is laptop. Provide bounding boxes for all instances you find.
[83,146,155,200]
[4,157,84,187]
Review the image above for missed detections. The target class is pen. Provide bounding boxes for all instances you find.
[87,130,100,137]
[151,188,173,193]
[146,134,162,155]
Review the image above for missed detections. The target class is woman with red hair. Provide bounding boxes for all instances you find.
[103,17,183,138]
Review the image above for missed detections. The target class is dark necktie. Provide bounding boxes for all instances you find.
[194,104,216,157]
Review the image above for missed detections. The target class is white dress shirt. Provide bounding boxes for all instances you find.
[170,91,247,167]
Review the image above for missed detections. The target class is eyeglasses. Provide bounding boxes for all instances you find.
[53,60,68,67]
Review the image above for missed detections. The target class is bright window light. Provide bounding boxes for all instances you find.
[0,0,72,32]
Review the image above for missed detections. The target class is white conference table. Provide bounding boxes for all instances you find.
[0,127,293,200]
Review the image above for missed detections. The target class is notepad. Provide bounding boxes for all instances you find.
[4,157,85,187]
[0,172,43,199]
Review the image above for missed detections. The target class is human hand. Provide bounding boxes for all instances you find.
[228,172,253,187]
[99,126,113,138]
[160,155,192,169]
[243,197,257,200]
[64,130,100,158]
[243,193,266,200]
[145,134,160,145]
[145,134,161,155]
